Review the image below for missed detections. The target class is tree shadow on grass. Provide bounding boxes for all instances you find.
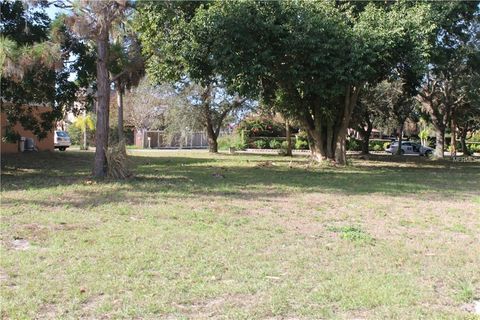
[1,151,479,210]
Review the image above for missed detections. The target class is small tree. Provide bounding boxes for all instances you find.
[376,80,418,155]
[350,85,379,154]
[73,113,95,150]
[162,82,248,152]
[123,78,165,135]
[135,2,249,153]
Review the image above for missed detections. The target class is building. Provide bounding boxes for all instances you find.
[1,109,54,154]
[134,129,210,149]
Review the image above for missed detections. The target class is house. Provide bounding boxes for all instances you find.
[1,109,54,154]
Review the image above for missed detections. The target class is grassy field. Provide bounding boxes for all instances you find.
[1,150,479,319]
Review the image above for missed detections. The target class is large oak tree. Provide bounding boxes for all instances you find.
[178,1,433,164]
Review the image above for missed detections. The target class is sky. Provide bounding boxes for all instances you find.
[45,3,67,20]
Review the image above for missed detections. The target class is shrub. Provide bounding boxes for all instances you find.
[277,140,292,155]
[67,125,81,145]
[237,116,285,138]
[346,138,361,151]
[295,132,309,150]
[254,139,268,149]
[468,143,480,153]
[218,130,247,150]
[67,123,96,148]
[383,142,391,150]
[295,139,308,150]
[368,140,387,151]
[469,131,480,142]
[269,139,282,149]
[217,136,232,150]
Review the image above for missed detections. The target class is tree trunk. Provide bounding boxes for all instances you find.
[395,124,404,155]
[285,119,292,156]
[117,84,125,144]
[205,108,218,153]
[208,136,218,153]
[334,134,347,164]
[285,85,360,165]
[306,128,326,162]
[300,85,359,165]
[333,85,360,165]
[206,120,218,153]
[82,109,88,150]
[200,85,218,153]
[83,125,88,150]
[450,117,456,156]
[326,123,334,159]
[93,25,110,178]
[309,140,324,162]
[360,122,372,155]
[460,132,469,155]
[361,134,369,154]
[435,128,445,158]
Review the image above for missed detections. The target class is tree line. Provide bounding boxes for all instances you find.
[1,0,479,177]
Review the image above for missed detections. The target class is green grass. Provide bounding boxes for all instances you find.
[1,150,479,319]
[327,226,375,245]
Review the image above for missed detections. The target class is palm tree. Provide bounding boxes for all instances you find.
[54,0,130,177]
[73,113,95,150]
[109,22,145,149]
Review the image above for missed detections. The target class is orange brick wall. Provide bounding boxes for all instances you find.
[1,111,54,154]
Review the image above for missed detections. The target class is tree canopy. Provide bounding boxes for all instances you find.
[146,1,436,163]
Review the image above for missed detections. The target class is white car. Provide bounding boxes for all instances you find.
[385,141,433,156]
[54,130,71,151]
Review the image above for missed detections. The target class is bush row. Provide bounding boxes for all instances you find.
[467,142,480,153]
[236,117,286,138]
[345,139,391,151]
[219,133,480,153]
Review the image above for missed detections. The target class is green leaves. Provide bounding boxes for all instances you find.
[74,114,95,131]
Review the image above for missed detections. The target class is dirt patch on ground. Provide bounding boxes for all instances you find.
[35,303,58,320]
[174,293,260,317]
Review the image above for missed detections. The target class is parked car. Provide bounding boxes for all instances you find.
[385,141,433,156]
[54,130,71,151]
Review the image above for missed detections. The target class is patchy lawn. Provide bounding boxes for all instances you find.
[1,150,479,319]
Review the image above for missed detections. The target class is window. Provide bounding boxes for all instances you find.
[56,131,68,137]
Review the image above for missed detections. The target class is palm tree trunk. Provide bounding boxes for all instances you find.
[93,24,110,178]
[117,85,125,144]
[82,109,88,150]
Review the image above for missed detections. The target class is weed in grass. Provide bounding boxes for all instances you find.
[448,224,468,234]
[456,281,476,303]
[328,226,375,245]
[399,219,414,227]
